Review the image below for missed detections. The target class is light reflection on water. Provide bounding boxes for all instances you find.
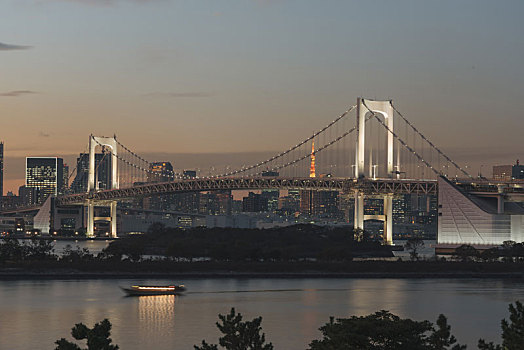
[0,278,523,350]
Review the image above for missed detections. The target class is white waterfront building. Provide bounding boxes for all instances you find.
[438,177,524,245]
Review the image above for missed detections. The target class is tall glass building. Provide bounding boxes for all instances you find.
[26,157,64,204]
[71,152,112,193]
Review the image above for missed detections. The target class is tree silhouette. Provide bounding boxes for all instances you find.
[479,301,524,350]
[55,319,118,350]
[194,308,273,350]
[308,310,465,350]
[405,238,425,261]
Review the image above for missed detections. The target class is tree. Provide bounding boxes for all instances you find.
[405,238,425,261]
[427,314,466,350]
[479,248,499,263]
[0,237,25,263]
[61,245,94,263]
[453,245,478,262]
[55,319,118,350]
[308,310,465,350]
[479,301,524,350]
[194,308,273,350]
[25,238,56,260]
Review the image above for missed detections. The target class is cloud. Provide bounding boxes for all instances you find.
[0,42,32,51]
[0,90,37,97]
[145,92,214,98]
[39,131,51,137]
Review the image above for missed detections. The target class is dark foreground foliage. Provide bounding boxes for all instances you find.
[104,224,392,262]
[308,311,465,350]
[55,302,524,349]
[55,319,118,350]
[195,308,273,350]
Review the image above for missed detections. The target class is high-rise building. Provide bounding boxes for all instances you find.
[199,190,232,215]
[146,162,175,211]
[62,163,69,194]
[493,161,524,181]
[170,169,200,213]
[71,152,112,193]
[216,190,233,215]
[261,171,279,212]
[512,160,524,180]
[148,162,174,182]
[492,165,512,181]
[19,185,37,206]
[300,190,339,217]
[243,192,268,212]
[26,157,64,204]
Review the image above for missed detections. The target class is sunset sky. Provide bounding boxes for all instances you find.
[1,0,523,193]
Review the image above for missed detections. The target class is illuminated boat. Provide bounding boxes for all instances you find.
[120,284,186,296]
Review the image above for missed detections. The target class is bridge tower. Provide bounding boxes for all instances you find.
[86,135,119,238]
[354,98,395,245]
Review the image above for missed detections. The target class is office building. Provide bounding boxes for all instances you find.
[493,161,524,181]
[71,152,112,193]
[493,165,513,181]
[26,157,64,204]
[300,190,339,218]
[261,171,279,212]
[62,163,69,194]
[145,162,175,211]
[243,192,268,212]
[513,160,524,180]
[199,191,232,215]
[19,185,37,206]
[148,162,174,182]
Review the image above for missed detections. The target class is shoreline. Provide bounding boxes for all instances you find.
[1,270,524,280]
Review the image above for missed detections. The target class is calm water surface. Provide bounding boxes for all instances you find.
[0,278,523,349]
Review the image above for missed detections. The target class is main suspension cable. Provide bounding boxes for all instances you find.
[390,102,472,178]
[362,101,440,177]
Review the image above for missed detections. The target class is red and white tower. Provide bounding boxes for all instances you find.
[309,141,316,178]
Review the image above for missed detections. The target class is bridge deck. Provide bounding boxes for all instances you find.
[56,177,438,206]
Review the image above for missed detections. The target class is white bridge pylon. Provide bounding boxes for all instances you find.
[354,98,395,245]
[86,135,119,238]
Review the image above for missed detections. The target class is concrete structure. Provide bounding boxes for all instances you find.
[353,98,395,245]
[438,177,524,245]
[71,153,112,193]
[86,135,119,238]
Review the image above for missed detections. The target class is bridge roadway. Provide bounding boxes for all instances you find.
[56,177,438,206]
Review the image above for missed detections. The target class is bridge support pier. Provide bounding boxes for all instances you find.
[110,201,118,238]
[353,191,394,245]
[85,135,120,238]
[384,194,393,245]
[354,191,364,233]
[86,201,94,238]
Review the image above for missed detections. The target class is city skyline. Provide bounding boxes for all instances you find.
[1,0,523,192]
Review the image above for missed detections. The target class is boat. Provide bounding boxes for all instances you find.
[120,284,186,296]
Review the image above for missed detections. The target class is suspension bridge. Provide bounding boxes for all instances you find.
[10,98,524,245]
